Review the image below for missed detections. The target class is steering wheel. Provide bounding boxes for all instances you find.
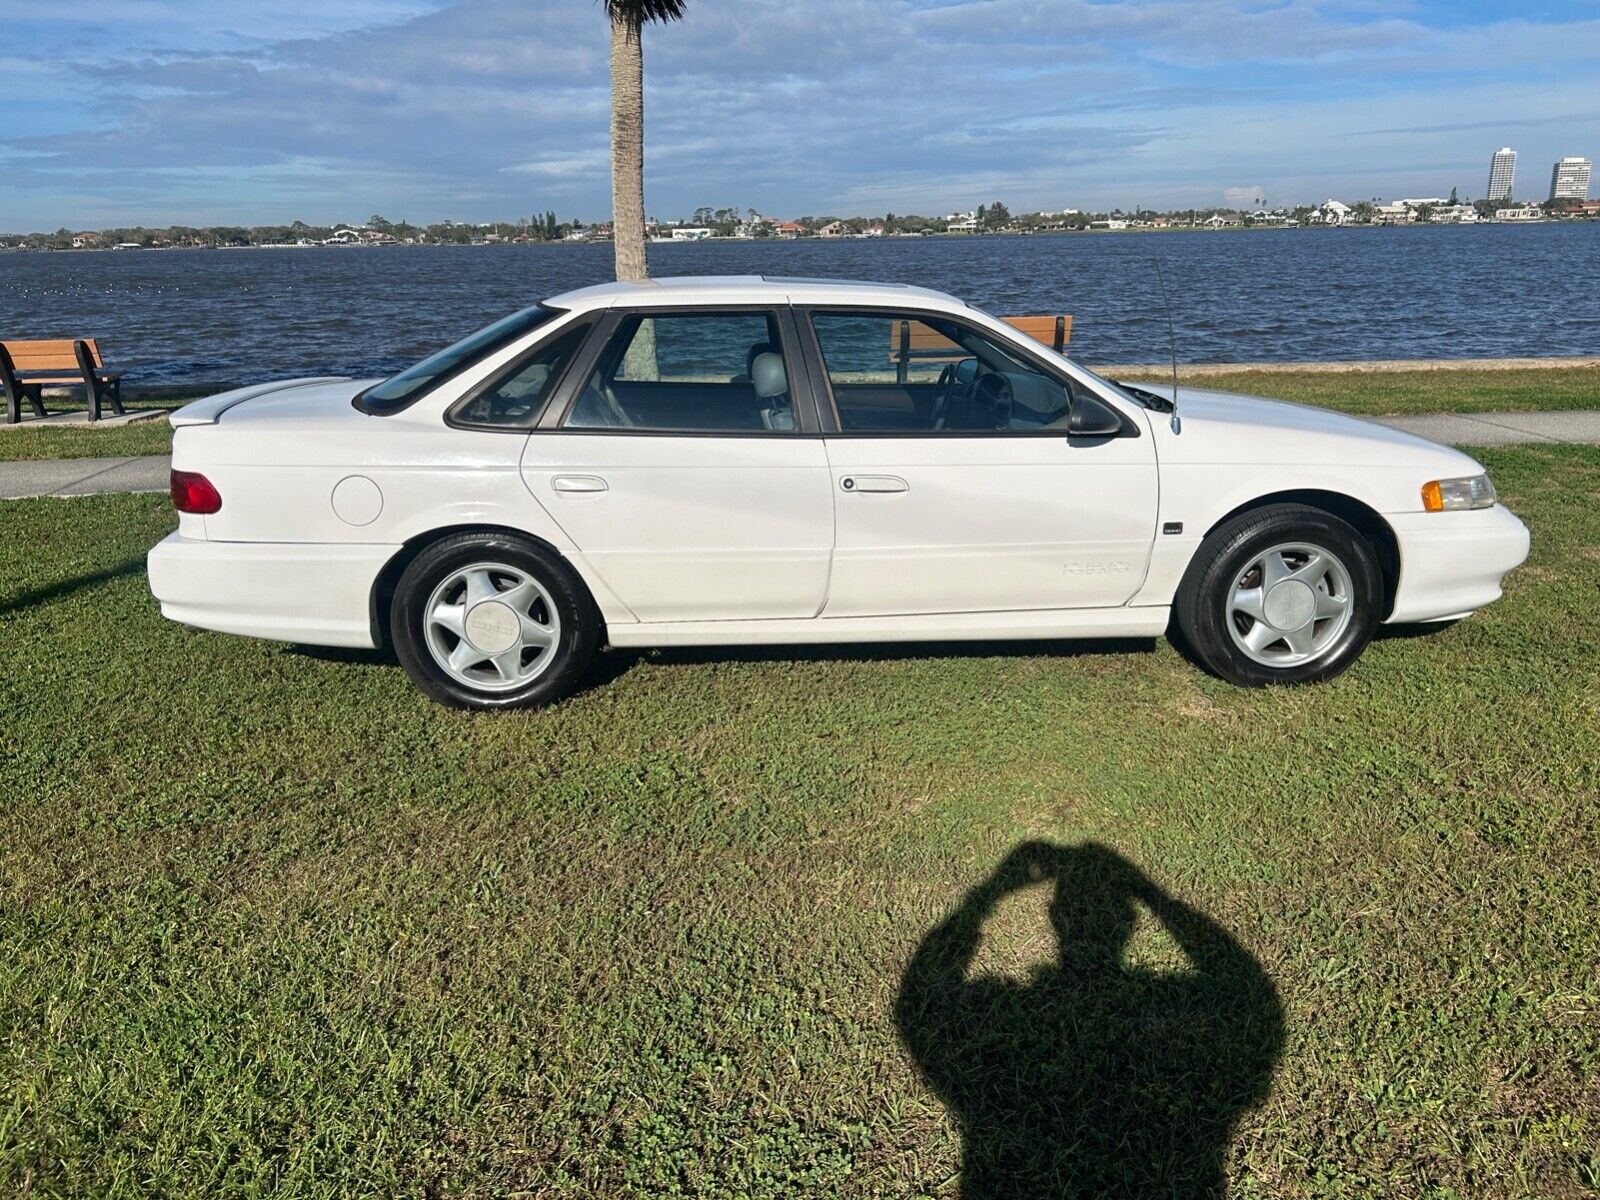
[972,372,1014,429]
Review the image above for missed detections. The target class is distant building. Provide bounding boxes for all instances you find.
[667,227,712,241]
[946,217,979,232]
[772,221,805,238]
[1486,147,1517,202]
[815,221,848,237]
[1549,157,1592,202]
[71,231,101,249]
[1373,202,1413,224]
[1312,199,1351,225]
[1494,206,1542,222]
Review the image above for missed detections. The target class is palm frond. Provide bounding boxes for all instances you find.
[603,0,687,30]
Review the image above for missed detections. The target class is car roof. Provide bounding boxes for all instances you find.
[545,274,967,312]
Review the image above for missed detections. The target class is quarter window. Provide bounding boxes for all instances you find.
[564,312,797,433]
[810,311,1074,433]
[452,321,591,429]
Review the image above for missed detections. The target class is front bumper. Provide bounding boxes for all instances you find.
[147,533,397,648]
[1385,503,1530,624]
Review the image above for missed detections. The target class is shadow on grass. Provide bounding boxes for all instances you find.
[282,638,1158,701]
[897,841,1283,1199]
[605,636,1158,671]
[0,558,145,615]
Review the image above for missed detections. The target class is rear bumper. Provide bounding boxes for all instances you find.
[147,533,395,648]
[1386,504,1530,624]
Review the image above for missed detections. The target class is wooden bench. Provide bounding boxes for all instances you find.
[0,338,125,423]
[888,315,1072,381]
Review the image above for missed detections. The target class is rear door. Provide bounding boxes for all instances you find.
[520,307,835,623]
[802,307,1158,617]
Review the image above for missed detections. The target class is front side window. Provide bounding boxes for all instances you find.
[358,305,557,415]
[451,320,590,428]
[810,311,1074,433]
[564,311,796,433]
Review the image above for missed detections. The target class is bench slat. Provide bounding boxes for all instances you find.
[887,315,1072,363]
[2,338,103,370]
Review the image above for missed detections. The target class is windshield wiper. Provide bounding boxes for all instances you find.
[1112,381,1176,413]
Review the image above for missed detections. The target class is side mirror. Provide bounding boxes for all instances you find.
[1069,394,1125,438]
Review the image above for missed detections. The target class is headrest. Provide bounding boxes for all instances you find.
[745,340,776,379]
[751,351,788,400]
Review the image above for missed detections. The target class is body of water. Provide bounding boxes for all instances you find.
[1,223,1596,389]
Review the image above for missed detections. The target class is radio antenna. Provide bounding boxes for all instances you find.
[1153,259,1182,434]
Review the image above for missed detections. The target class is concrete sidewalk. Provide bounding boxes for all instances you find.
[0,455,172,500]
[1376,409,1600,447]
[0,410,1597,500]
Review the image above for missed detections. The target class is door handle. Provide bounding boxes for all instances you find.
[840,475,909,494]
[552,474,608,494]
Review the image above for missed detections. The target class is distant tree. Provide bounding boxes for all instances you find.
[983,200,1011,229]
[604,0,688,281]
[1448,186,1459,206]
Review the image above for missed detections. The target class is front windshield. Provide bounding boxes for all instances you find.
[1067,359,1150,408]
[357,305,557,414]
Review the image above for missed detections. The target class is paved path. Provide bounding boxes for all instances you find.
[0,410,1597,499]
[0,455,172,500]
[1376,409,1600,447]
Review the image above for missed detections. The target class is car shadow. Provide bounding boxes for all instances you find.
[281,638,1158,700]
[0,558,145,615]
[897,841,1283,1199]
[599,636,1158,672]
[287,643,400,668]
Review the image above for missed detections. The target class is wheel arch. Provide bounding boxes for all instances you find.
[369,523,596,648]
[1200,489,1400,619]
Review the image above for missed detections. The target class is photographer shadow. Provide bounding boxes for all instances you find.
[897,842,1283,1198]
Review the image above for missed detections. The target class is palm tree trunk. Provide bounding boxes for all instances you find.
[609,14,649,282]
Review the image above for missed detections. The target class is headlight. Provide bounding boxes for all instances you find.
[1421,474,1496,512]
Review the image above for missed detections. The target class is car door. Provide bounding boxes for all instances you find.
[520,307,835,623]
[802,307,1158,617]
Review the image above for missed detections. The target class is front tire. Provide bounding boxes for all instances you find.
[391,532,600,710]
[1174,504,1381,687]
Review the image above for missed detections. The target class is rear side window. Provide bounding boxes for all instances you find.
[451,321,591,429]
[357,305,558,415]
[563,311,797,433]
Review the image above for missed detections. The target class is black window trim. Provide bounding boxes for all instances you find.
[354,303,567,417]
[443,313,599,433]
[794,303,1140,439]
[534,303,828,437]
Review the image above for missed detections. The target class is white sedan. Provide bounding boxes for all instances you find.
[148,276,1529,709]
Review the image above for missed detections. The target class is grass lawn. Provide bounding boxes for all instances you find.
[0,400,175,462]
[1114,366,1600,416]
[3,446,1598,1198]
[0,367,1596,463]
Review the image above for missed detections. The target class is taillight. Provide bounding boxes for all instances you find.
[170,469,222,514]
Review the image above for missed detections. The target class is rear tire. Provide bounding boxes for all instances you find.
[391,532,601,710]
[1174,504,1381,687]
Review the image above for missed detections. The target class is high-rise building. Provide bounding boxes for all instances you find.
[1549,157,1592,201]
[1486,147,1517,202]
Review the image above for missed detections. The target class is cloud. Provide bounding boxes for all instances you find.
[1223,186,1267,207]
[1,0,1598,228]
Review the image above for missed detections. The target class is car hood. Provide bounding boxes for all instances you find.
[169,376,378,428]
[1153,385,1483,474]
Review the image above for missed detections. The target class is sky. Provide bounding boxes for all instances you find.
[2,0,1597,230]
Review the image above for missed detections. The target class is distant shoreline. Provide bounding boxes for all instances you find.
[5,220,1591,253]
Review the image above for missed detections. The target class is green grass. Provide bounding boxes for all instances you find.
[0,417,174,461]
[3,447,1598,1198]
[1,368,1597,463]
[1116,366,1600,416]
